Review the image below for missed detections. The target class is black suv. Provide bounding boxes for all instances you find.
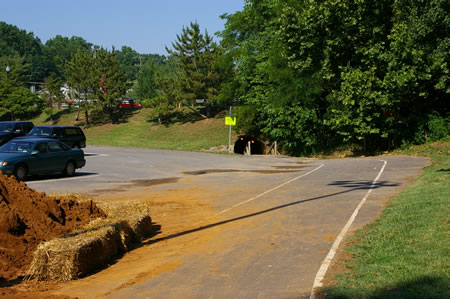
[26,126,86,148]
[0,121,34,145]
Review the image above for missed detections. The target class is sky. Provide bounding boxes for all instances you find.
[0,0,245,55]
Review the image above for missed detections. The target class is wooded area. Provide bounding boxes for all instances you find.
[0,0,448,155]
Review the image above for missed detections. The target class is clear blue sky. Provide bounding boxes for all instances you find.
[0,0,245,55]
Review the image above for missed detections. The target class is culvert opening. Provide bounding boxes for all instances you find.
[234,135,264,155]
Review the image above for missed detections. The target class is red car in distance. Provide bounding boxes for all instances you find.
[120,98,142,108]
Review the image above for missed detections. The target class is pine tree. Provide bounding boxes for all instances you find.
[166,22,220,115]
[93,48,131,123]
[66,47,96,125]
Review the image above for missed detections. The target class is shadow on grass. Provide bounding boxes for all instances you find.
[89,108,137,125]
[147,109,206,127]
[44,109,74,123]
[319,275,450,299]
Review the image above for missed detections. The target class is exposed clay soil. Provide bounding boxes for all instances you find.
[0,173,106,282]
[0,181,222,298]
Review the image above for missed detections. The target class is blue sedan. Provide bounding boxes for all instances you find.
[0,137,86,180]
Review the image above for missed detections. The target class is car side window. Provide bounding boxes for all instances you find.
[54,128,63,138]
[24,123,33,133]
[48,141,63,152]
[64,128,79,136]
[17,143,31,152]
[35,143,48,153]
[60,142,71,151]
[14,124,23,134]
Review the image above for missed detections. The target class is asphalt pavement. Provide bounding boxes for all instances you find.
[27,146,429,298]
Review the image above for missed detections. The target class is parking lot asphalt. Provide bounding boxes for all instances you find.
[28,146,429,298]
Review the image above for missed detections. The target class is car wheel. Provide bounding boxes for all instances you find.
[13,164,28,181]
[64,161,76,177]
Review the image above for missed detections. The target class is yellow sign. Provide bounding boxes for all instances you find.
[225,117,236,126]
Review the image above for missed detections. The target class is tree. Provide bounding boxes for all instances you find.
[166,22,221,115]
[220,0,325,154]
[382,0,450,145]
[43,35,92,81]
[222,0,449,153]
[133,59,159,100]
[93,48,132,123]
[115,46,140,81]
[43,74,64,122]
[0,56,44,120]
[66,47,96,125]
[0,22,46,82]
[1,87,43,120]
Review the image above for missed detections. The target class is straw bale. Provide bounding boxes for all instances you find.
[93,200,153,240]
[27,199,153,281]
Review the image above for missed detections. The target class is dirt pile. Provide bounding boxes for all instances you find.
[0,173,106,281]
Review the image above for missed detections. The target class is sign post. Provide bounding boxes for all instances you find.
[225,106,236,152]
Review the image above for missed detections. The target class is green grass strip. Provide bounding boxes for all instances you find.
[323,142,450,299]
[32,108,237,152]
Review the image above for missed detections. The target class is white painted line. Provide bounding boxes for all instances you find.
[216,163,325,215]
[310,160,388,299]
[26,174,100,184]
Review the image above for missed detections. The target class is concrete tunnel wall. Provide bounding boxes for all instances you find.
[234,135,265,155]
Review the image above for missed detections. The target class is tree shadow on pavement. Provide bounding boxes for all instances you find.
[143,180,399,246]
[328,180,399,189]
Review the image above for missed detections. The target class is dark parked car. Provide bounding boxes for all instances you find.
[0,138,86,181]
[0,121,34,145]
[26,126,86,148]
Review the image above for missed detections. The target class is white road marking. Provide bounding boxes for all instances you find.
[310,159,388,299]
[216,163,325,215]
[26,174,100,184]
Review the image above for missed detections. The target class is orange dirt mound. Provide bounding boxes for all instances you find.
[0,173,106,281]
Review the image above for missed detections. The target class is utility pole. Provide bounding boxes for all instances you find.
[228,106,232,153]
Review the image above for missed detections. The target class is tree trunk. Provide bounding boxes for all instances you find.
[186,106,207,119]
[85,110,89,126]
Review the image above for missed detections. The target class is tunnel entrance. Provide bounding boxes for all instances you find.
[234,135,265,155]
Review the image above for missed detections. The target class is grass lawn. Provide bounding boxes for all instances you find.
[32,108,238,152]
[321,141,450,298]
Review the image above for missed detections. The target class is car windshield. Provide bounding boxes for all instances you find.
[0,123,14,133]
[0,141,33,153]
[28,127,52,136]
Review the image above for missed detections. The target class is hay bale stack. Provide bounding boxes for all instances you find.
[93,200,153,240]
[28,200,152,281]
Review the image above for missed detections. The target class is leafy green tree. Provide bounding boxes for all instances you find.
[1,87,43,120]
[222,0,448,153]
[116,46,167,82]
[382,0,450,145]
[220,0,325,153]
[0,56,31,86]
[133,59,159,100]
[0,56,44,120]
[115,46,140,81]
[0,22,46,82]
[43,35,92,81]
